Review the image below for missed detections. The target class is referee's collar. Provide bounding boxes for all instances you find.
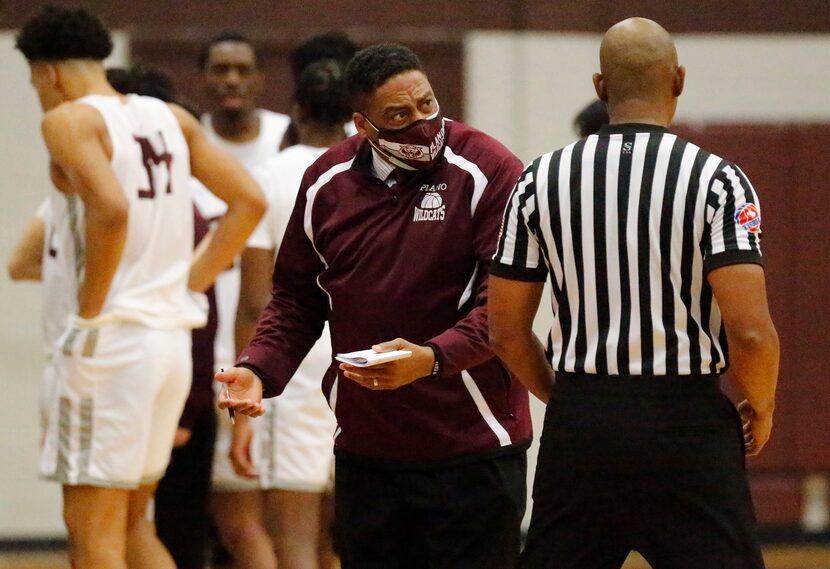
[598,123,669,135]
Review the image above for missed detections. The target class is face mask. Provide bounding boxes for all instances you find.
[363,108,446,171]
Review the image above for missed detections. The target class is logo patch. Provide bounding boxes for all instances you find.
[734,203,761,233]
[399,144,426,160]
[413,192,446,222]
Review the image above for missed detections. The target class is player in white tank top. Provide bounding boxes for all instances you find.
[17,8,265,569]
[196,31,291,569]
[196,108,289,373]
[51,94,207,330]
[230,58,352,569]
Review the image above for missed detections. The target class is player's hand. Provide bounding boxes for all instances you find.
[216,367,265,417]
[173,427,192,448]
[738,399,772,456]
[229,415,259,479]
[340,338,435,391]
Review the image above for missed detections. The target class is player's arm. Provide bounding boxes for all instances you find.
[489,275,554,403]
[42,104,129,319]
[708,264,779,455]
[170,104,266,292]
[235,167,279,351]
[8,214,46,281]
[236,246,275,350]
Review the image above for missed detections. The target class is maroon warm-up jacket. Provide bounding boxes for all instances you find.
[238,120,532,465]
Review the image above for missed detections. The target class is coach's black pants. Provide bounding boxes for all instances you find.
[335,451,526,569]
[521,373,765,569]
[154,406,217,569]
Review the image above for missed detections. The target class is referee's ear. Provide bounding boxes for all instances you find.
[592,72,608,102]
[673,65,686,97]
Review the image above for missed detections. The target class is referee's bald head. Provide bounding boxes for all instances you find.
[593,18,685,123]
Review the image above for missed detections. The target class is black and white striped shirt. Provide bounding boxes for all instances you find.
[491,123,764,376]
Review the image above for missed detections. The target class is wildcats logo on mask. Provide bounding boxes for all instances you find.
[381,140,431,162]
[734,203,761,233]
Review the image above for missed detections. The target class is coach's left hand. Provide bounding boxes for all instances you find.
[340,338,436,391]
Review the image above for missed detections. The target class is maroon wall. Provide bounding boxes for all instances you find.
[674,123,830,524]
[3,0,829,32]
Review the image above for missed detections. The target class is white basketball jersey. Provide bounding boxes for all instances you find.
[195,108,290,371]
[248,144,326,252]
[44,94,206,342]
[202,109,290,170]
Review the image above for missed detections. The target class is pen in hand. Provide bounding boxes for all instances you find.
[221,368,235,424]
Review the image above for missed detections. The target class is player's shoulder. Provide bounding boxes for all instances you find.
[164,102,199,137]
[287,137,361,196]
[250,153,282,193]
[41,102,110,151]
[259,109,291,129]
[305,135,362,173]
[254,145,301,177]
[43,100,106,133]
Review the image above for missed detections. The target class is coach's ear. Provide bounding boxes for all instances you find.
[593,72,608,102]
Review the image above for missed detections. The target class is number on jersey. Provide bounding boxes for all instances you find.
[134,132,173,199]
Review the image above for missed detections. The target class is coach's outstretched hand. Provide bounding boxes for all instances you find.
[217,367,265,417]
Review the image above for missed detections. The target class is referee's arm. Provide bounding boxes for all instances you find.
[489,275,554,403]
[708,264,779,456]
[489,165,554,403]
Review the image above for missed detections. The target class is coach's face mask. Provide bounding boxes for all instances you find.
[363,108,446,171]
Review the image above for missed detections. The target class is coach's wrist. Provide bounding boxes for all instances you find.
[424,343,441,378]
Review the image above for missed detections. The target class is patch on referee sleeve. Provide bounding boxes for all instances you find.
[734,203,761,233]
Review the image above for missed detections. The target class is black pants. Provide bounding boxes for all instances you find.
[154,406,217,569]
[520,374,765,569]
[335,452,527,569]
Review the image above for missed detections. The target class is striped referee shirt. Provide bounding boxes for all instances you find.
[491,123,764,376]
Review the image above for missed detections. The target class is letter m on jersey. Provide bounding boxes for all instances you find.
[133,132,173,199]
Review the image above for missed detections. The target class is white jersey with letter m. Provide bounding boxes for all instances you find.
[46,94,206,333]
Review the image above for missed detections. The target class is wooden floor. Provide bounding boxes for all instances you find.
[2,547,830,569]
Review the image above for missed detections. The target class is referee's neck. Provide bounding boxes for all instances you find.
[608,116,670,128]
[606,103,673,128]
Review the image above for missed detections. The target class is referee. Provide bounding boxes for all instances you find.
[489,17,779,569]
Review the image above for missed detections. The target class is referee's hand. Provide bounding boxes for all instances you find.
[217,367,265,417]
[738,400,772,456]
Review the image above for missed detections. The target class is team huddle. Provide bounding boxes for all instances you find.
[10,5,779,569]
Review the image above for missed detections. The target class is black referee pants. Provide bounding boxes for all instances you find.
[335,452,526,569]
[520,373,765,569]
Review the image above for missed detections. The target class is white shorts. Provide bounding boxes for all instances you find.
[212,334,336,493]
[40,319,191,488]
[39,357,58,443]
[257,383,336,493]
